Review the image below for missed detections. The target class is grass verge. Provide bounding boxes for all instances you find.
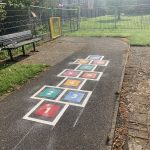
[0,63,48,96]
[65,16,150,46]
[66,29,150,46]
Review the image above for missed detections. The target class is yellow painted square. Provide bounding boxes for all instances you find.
[77,59,90,64]
[64,79,81,87]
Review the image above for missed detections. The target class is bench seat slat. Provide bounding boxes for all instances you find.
[6,38,41,49]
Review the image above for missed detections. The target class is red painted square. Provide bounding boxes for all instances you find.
[35,104,61,118]
[63,70,80,77]
[81,72,97,79]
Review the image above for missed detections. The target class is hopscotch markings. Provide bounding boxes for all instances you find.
[79,71,103,81]
[31,85,67,102]
[58,70,103,81]
[57,77,87,90]
[90,60,110,66]
[24,54,110,126]
[59,89,92,107]
[31,85,92,107]
[31,86,66,101]
[57,69,82,78]
[86,55,104,60]
[75,64,97,72]
[71,59,92,65]
[23,100,69,126]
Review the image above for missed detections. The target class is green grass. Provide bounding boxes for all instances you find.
[0,63,48,96]
[65,15,150,46]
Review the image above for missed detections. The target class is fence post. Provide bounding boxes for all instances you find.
[77,7,80,30]
[28,6,32,32]
[140,7,143,30]
[114,7,117,29]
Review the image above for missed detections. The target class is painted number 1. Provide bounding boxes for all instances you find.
[44,107,51,114]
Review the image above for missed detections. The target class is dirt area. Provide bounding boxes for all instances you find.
[113,47,150,150]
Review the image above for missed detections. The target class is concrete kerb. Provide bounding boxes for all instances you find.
[106,44,130,150]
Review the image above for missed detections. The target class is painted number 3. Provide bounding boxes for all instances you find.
[71,94,78,99]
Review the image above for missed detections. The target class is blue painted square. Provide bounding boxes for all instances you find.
[63,91,85,103]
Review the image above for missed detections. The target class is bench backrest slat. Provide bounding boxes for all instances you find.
[0,30,33,47]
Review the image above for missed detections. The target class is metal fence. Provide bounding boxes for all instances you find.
[80,5,150,30]
[1,4,150,38]
[0,6,80,40]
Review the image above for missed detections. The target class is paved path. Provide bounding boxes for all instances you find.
[126,47,150,150]
[0,37,128,150]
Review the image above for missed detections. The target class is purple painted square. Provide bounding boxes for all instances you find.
[62,70,80,77]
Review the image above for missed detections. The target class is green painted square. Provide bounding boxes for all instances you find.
[37,87,63,100]
[78,65,95,71]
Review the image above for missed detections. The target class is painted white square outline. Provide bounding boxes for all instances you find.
[57,70,103,81]
[31,85,92,107]
[23,100,69,126]
[71,59,92,65]
[58,89,93,107]
[79,71,103,81]
[31,85,67,102]
[75,64,97,72]
[90,60,110,66]
[56,77,87,90]
[57,69,82,78]
[86,55,104,60]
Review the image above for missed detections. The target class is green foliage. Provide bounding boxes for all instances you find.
[0,63,48,95]
[2,0,31,7]
[0,4,6,20]
[2,0,59,7]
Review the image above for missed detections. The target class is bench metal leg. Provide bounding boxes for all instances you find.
[31,43,38,52]
[7,49,14,61]
[33,42,36,52]
[22,46,25,56]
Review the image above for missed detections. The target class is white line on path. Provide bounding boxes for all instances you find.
[73,108,84,128]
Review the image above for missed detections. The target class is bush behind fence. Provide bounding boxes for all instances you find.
[0,6,80,39]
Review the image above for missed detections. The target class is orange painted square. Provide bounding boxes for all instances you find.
[76,59,90,64]
[64,79,81,87]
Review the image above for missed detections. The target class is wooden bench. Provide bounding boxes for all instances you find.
[0,30,41,61]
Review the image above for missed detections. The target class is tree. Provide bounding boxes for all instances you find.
[106,0,137,20]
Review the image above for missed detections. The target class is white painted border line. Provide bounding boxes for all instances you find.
[31,85,67,102]
[23,100,69,126]
[70,59,92,65]
[56,77,87,90]
[90,60,110,67]
[56,77,68,87]
[31,87,93,107]
[74,64,97,72]
[57,69,83,78]
[86,55,104,60]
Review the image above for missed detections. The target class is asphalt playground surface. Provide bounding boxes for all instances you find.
[0,37,129,150]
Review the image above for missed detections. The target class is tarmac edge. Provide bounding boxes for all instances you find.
[106,44,130,150]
